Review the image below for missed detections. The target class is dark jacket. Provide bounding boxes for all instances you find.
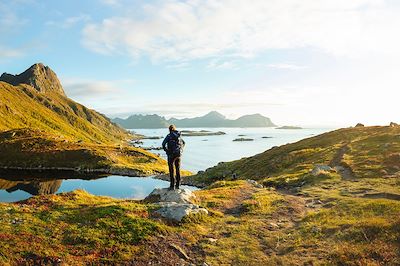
[162,130,185,156]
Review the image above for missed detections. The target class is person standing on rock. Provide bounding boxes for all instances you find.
[162,125,185,190]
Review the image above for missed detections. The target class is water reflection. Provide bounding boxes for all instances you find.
[3,179,62,195]
[0,170,197,202]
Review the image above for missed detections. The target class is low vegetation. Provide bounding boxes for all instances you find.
[0,126,399,264]
[0,128,168,175]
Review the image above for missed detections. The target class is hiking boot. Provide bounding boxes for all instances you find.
[168,186,175,191]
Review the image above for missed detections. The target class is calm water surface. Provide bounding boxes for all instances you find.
[133,127,334,172]
[1,127,334,202]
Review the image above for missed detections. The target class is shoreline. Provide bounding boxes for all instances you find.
[0,166,203,187]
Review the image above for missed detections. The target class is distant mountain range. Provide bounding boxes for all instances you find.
[112,111,276,129]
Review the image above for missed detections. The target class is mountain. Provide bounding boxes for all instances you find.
[0,63,129,144]
[0,63,169,175]
[113,111,276,128]
[113,114,169,129]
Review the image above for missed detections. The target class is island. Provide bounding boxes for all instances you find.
[276,126,303,129]
[233,138,254,141]
[181,130,226,136]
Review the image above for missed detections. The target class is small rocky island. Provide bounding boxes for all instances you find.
[181,130,226,136]
[233,138,254,141]
[276,126,303,129]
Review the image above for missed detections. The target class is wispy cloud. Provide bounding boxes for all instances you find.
[82,0,400,62]
[266,63,307,70]
[62,77,133,98]
[46,15,91,29]
[0,46,24,59]
[207,59,237,70]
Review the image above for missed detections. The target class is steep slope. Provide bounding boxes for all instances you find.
[0,63,129,144]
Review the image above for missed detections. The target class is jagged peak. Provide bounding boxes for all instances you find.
[203,111,225,119]
[0,63,66,96]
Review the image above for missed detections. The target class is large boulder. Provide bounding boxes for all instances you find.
[145,188,195,204]
[155,202,208,222]
[145,188,208,222]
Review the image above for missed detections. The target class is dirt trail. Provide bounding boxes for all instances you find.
[330,144,355,180]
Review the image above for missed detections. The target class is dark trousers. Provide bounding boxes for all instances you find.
[168,156,181,188]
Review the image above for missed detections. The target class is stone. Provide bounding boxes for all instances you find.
[390,122,399,127]
[311,164,333,176]
[355,123,365,127]
[145,188,195,204]
[247,179,263,188]
[155,202,208,222]
[145,188,208,222]
[169,243,190,260]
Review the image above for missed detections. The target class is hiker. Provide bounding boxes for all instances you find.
[162,125,185,190]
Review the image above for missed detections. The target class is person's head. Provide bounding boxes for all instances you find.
[169,124,176,132]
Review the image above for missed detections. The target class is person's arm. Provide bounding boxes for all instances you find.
[162,135,169,152]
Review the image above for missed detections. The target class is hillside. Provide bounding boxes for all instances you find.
[0,125,399,265]
[192,125,400,186]
[113,111,276,129]
[0,63,130,144]
[0,63,169,175]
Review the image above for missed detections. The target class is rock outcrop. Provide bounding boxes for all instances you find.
[311,165,334,176]
[0,63,65,96]
[145,188,208,222]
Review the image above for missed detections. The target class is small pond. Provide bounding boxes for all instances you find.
[0,171,197,202]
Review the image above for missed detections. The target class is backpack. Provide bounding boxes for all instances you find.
[167,131,184,156]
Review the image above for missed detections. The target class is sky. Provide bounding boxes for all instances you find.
[1,0,399,127]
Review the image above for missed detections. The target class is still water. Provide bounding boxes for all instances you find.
[0,173,196,202]
[0,127,334,202]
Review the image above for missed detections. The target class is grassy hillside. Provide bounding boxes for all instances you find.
[0,128,168,175]
[0,126,399,265]
[0,81,129,144]
[192,126,400,187]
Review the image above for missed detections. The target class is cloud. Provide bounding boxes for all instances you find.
[46,15,91,29]
[0,46,24,58]
[82,0,400,62]
[207,59,237,70]
[266,63,307,70]
[100,0,120,6]
[62,78,126,98]
[0,2,27,35]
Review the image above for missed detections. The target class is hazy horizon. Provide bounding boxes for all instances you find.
[1,0,399,127]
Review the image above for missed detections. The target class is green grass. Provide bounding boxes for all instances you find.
[0,82,131,145]
[193,126,400,187]
[0,190,170,264]
[0,128,169,175]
